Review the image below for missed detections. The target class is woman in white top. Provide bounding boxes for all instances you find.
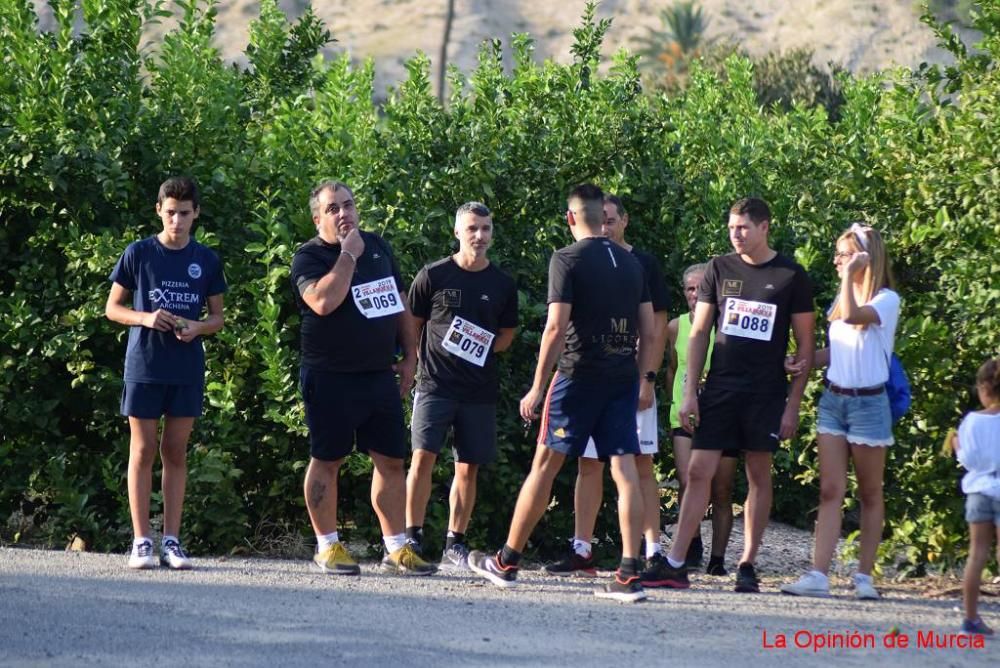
[782,224,899,600]
[952,357,1000,635]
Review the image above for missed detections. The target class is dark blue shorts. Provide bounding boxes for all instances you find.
[120,382,203,419]
[537,372,640,459]
[300,367,407,462]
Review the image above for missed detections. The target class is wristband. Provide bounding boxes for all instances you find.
[341,250,358,264]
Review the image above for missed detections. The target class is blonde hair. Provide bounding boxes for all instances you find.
[828,224,895,325]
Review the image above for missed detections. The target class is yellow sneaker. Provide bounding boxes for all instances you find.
[313,542,360,575]
[382,544,437,575]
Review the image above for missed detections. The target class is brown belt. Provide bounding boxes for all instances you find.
[823,379,884,397]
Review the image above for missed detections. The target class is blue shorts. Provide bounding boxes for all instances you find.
[538,372,640,459]
[816,389,894,447]
[120,382,203,419]
[300,367,406,462]
[965,493,1000,525]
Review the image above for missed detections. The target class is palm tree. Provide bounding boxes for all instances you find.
[634,1,711,87]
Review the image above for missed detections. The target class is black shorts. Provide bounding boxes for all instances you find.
[410,391,497,465]
[300,367,406,461]
[692,387,785,454]
[672,427,740,458]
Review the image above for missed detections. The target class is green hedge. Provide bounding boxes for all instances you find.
[2,0,998,571]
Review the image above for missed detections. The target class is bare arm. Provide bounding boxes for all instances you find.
[105,282,175,331]
[494,327,517,353]
[679,301,715,432]
[778,311,816,440]
[175,293,225,343]
[664,317,679,400]
[838,253,881,326]
[636,303,663,410]
[394,292,418,396]
[519,302,571,420]
[299,253,357,316]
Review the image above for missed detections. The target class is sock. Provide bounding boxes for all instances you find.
[619,557,640,577]
[572,537,592,557]
[445,531,465,550]
[316,531,339,551]
[708,554,724,565]
[133,537,151,548]
[384,533,407,554]
[161,534,179,547]
[499,544,522,567]
[666,554,685,569]
[645,540,662,560]
[405,526,423,544]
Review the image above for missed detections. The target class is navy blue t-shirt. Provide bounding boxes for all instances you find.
[109,236,227,385]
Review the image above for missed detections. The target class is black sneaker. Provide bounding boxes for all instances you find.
[735,562,760,593]
[685,534,704,568]
[405,537,423,556]
[640,553,690,589]
[468,550,518,588]
[706,555,727,576]
[595,571,648,602]
[543,550,596,577]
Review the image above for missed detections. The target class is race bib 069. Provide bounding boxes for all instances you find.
[441,316,495,367]
[352,277,404,319]
[721,297,776,341]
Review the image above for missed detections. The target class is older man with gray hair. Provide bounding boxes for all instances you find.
[404,201,519,569]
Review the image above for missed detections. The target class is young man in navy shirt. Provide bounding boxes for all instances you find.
[106,177,227,570]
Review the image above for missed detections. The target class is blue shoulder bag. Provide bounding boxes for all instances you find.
[885,352,911,424]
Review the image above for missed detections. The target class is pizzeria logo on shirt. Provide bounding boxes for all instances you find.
[188,263,202,279]
[722,279,742,296]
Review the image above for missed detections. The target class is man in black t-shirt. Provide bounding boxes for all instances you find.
[291,180,435,577]
[403,201,519,570]
[469,184,658,603]
[544,194,671,580]
[660,197,815,593]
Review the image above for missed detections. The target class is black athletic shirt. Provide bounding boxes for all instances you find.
[291,231,405,373]
[548,237,650,382]
[409,257,519,402]
[631,247,670,314]
[698,252,814,394]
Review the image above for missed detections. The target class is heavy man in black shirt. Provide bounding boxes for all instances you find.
[469,184,658,602]
[291,180,435,576]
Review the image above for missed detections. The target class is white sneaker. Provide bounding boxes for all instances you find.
[160,538,193,570]
[127,539,157,570]
[853,573,880,600]
[780,570,830,597]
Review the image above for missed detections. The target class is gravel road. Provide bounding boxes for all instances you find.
[0,546,994,667]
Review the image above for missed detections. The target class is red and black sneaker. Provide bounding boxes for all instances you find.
[543,549,597,577]
[468,550,519,588]
[640,553,690,589]
[595,571,648,603]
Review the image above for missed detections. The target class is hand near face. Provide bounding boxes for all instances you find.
[340,227,365,257]
[845,251,869,275]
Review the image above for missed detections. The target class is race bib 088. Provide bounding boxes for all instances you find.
[441,316,495,367]
[352,277,404,319]
[721,297,776,341]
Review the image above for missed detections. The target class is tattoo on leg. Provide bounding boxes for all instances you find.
[308,481,326,507]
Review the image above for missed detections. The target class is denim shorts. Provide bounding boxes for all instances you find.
[965,492,1000,525]
[816,388,894,446]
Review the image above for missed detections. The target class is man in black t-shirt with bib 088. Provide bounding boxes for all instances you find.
[291,180,435,577]
[662,197,815,593]
[468,184,658,603]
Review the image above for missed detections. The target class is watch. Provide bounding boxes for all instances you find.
[643,371,656,382]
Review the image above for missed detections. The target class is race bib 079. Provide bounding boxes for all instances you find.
[352,277,404,319]
[441,316,495,367]
[721,297,776,341]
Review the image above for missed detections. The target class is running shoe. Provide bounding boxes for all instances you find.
[159,539,193,570]
[706,555,727,576]
[852,573,880,600]
[960,617,994,636]
[127,539,157,570]
[382,544,437,575]
[468,550,518,588]
[313,542,361,575]
[595,571,648,603]
[640,553,690,588]
[780,570,830,597]
[734,562,760,593]
[543,549,596,577]
[439,543,471,572]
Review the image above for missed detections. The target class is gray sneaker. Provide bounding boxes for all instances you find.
[439,543,471,572]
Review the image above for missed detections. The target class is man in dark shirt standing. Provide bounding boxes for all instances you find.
[469,184,658,602]
[291,180,435,576]
[404,201,519,570]
[662,197,815,593]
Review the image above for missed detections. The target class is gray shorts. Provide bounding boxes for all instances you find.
[410,391,497,465]
[965,492,1000,525]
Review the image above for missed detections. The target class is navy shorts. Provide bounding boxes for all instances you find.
[411,392,496,465]
[300,367,407,462]
[120,382,203,419]
[538,372,640,459]
[692,387,785,454]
